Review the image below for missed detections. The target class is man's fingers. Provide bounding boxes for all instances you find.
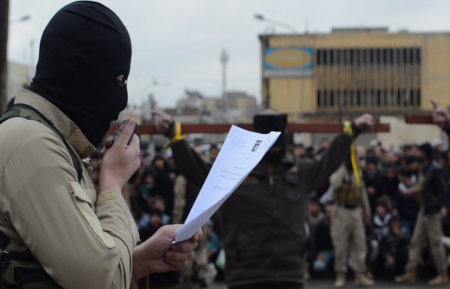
[151,109,164,118]
[115,118,136,147]
[191,229,202,241]
[151,109,172,122]
[171,239,198,253]
[161,117,172,124]
[129,134,140,148]
[165,251,193,262]
[105,137,114,149]
[430,99,440,109]
[101,137,114,158]
[101,138,114,158]
[166,260,188,269]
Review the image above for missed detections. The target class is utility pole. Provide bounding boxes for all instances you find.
[221,48,229,98]
[0,0,9,113]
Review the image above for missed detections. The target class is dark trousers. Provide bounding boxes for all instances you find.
[229,282,303,289]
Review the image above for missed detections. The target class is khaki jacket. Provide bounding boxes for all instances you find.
[0,90,141,289]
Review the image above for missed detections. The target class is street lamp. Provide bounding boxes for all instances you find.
[254,14,299,35]
[8,15,31,24]
[254,14,308,121]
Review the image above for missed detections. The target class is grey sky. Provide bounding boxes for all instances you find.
[8,0,450,108]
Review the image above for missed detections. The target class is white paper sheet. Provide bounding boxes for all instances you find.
[174,125,281,243]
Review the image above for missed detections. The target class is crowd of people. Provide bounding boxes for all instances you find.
[303,139,450,286]
[87,131,450,288]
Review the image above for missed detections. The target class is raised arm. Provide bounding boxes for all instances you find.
[431,99,450,136]
[153,110,210,188]
[330,165,347,189]
[302,114,374,192]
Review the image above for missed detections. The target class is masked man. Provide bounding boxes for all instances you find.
[0,2,199,289]
[153,109,373,289]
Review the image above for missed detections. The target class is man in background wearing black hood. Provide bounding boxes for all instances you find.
[153,109,373,289]
[0,2,199,289]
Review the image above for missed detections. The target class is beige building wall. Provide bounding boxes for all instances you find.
[260,31,450,147]
[261,31,450,121]
[377,116,443,149]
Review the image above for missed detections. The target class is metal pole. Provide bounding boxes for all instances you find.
[221,49,229,98]
[0,0,9,113]
[299,78,305,121]
[254,14,299,35]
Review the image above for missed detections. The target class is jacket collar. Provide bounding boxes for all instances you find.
[15,89,96,159]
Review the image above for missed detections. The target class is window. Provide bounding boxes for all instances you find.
[316,47,421,109]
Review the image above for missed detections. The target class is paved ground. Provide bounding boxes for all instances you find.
[154,280,450,289]
[303,280,449,289]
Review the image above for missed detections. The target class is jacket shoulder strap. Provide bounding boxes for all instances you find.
[0,104,83,183]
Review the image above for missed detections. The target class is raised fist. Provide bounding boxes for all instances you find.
[152,110,174,135]
[354,113,374,133]
[431,99,450,129]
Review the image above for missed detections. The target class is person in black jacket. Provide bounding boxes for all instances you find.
[381,214,409,276]
[309,204,334,274]
[395,143,449,286]
[139,209,163,242]
[153,109,374,289]
[363,156,385,214]
[152,156,176,219]
[381,163,400,200]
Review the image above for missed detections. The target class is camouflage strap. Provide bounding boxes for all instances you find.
[1,253,61,289]
[0,104,83,183]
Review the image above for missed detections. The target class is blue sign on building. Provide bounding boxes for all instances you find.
[264,47,314,78]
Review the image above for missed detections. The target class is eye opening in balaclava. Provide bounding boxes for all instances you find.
[253,109,287,164]
[29,1,132,148]
[117,75,128,87]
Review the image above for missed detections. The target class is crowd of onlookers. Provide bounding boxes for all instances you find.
[302,138,450,280]
[88,137,450,286]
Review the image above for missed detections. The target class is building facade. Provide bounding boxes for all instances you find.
[162,89,258,145]
[171,89,257,124]
[260,28,449,147]
[7,61,34,103]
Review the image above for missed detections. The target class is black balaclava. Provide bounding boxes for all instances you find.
[29,1,131,147]
[253,114,287,164]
